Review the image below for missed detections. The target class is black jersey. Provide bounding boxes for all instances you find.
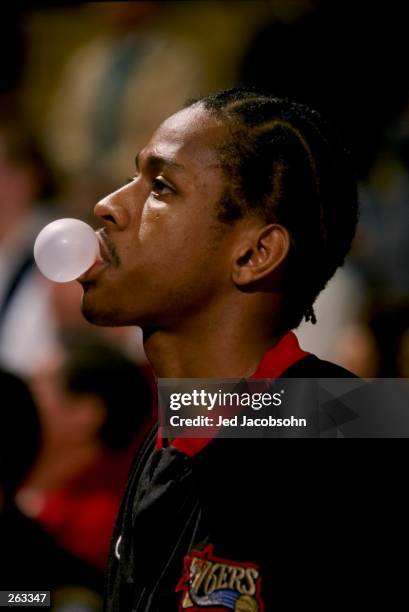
[105,353,358,611]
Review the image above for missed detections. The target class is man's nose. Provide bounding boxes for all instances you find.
[94,192,130,230]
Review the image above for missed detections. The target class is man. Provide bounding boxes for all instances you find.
[78,88,358,610]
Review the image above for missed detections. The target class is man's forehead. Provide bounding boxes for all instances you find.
[143,105,226,168]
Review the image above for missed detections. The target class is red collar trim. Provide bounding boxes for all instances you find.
[250,330,310,380]
[156,331,309,457]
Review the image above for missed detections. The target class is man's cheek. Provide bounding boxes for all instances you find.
[138,197,169,238]
[146,195,168,213]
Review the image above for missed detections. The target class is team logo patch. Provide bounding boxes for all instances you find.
[176,544,264,611]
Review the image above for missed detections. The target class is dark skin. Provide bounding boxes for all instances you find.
[79,104,290,378]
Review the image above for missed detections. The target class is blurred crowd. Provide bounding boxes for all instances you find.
[0,1,408,609]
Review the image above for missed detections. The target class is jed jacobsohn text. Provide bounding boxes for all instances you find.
[169,414,307,428]
[169,389,283,411]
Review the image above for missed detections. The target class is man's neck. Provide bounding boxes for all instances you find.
[143,302,281,378]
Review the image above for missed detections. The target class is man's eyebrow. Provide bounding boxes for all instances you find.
[134,151,185,172]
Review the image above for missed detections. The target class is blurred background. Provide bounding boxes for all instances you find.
[0,0,408,608]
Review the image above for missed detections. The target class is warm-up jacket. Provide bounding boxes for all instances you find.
[105,344,358,611]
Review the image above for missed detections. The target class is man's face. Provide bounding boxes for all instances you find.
[79,104,234,329]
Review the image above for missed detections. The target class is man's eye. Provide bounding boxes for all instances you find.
[151,177,174,197]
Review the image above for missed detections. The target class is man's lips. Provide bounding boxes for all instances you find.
[77,258,109,283]
[77,231,112,283]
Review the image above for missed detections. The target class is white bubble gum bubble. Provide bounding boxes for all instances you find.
[34,218,100,283]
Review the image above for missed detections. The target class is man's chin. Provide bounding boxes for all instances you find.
[80,288,151,328]
[80,293,125,327]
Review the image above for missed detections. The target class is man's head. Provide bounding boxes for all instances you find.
[80,88,358,334]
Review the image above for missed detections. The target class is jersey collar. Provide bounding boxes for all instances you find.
[156,331,309,457]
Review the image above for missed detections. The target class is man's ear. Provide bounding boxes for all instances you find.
[231,223,290,287]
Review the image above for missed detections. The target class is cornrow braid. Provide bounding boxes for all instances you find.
[193,87,358,331]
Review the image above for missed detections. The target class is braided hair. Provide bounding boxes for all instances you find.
[192,87,359,331]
